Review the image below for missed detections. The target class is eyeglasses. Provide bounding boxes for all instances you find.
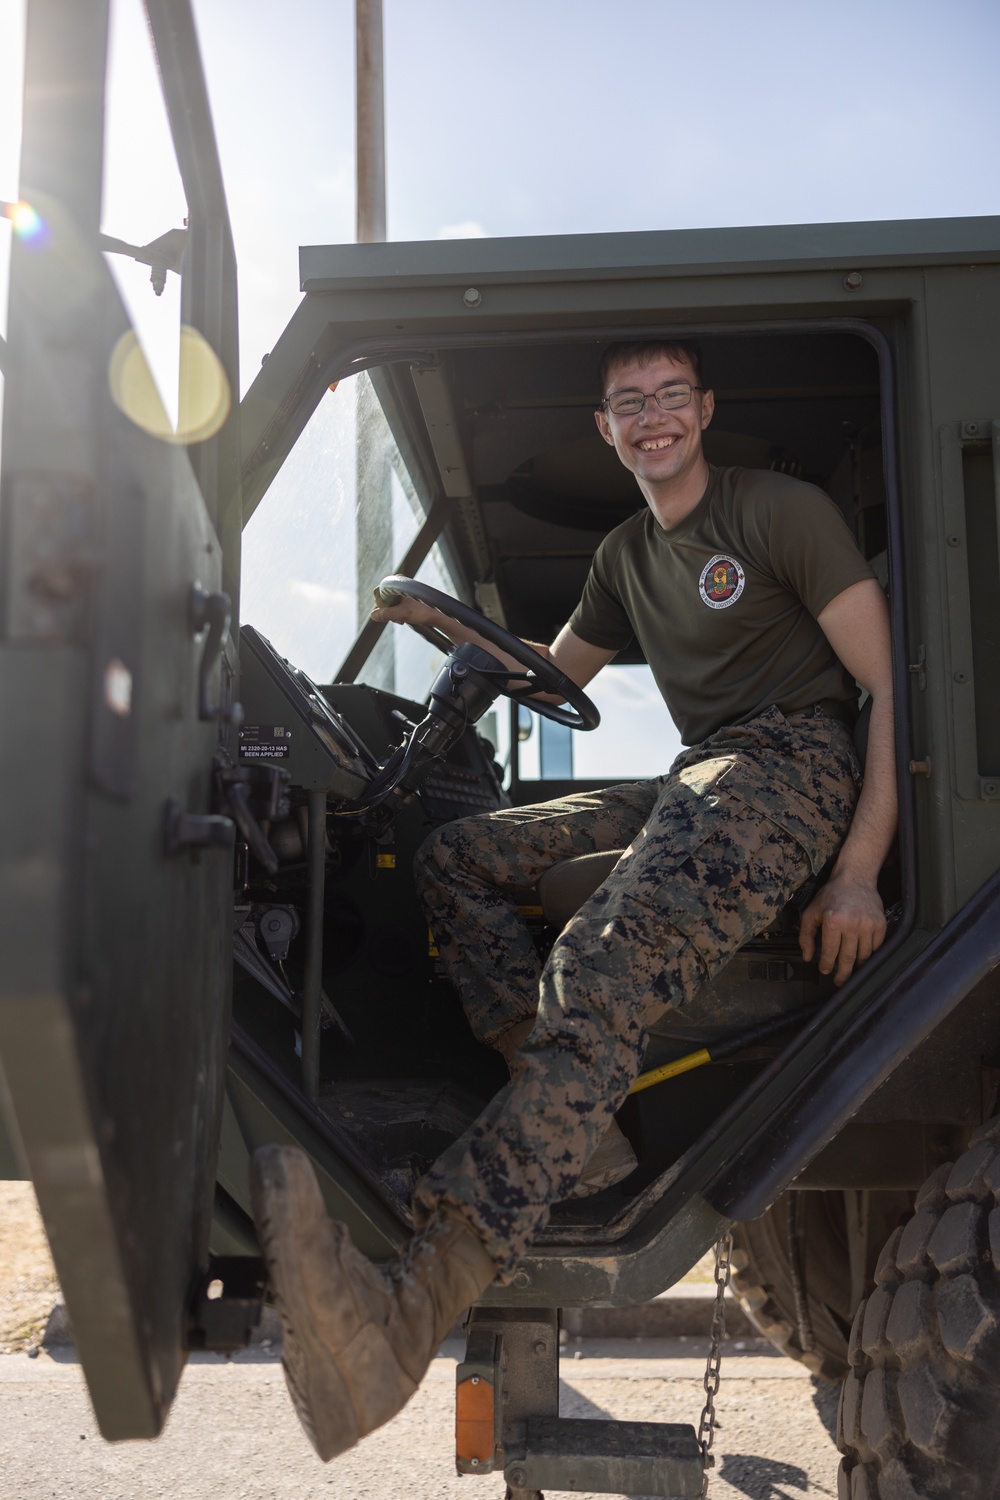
[599,382,705,417]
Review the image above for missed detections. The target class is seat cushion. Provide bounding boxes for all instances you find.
[536,849,625,927]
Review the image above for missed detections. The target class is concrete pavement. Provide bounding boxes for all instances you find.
[0,1336,841,1500]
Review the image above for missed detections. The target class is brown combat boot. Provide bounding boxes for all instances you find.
[250,1144,497,1461]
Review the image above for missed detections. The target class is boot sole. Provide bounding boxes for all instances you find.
[251,1146,364,1461]
[567,1128,638,1199]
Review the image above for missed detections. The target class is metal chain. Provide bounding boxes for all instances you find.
[697,1230,733,1497]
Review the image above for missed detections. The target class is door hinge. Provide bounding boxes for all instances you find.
[908,646,926,691]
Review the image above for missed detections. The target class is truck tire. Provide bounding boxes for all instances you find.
[731,1190,853,1382]
[837,1117,1000,1500]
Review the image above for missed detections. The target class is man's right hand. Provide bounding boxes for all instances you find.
[371,586,616,699]
[370,590,449,634]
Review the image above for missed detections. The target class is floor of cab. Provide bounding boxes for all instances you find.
[312,1057,772,1228]
[316,1076,486,1205]
[298,927,829,1227]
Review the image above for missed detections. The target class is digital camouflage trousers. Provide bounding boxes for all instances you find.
[412,705,861,1274]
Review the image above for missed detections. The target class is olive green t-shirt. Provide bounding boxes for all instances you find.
[568,466,875,746]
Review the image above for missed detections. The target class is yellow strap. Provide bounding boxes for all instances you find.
[628,1048,712,1095]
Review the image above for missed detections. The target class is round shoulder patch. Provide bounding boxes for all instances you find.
[698,554,746,610]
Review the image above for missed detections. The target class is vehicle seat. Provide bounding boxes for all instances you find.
[537,849,624,927]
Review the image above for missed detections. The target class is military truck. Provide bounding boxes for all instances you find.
[3,3,1000,1497]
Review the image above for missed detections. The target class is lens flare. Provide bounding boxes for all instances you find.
[109,325,231,446]
[177,324,231,443]
[108,330,172,439]
[3,200,48,245]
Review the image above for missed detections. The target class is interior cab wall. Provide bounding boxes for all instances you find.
[440,330,885,649]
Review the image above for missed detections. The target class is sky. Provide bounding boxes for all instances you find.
[199,0,1000,395]
[1,0,999,767]
[4,0,998,398]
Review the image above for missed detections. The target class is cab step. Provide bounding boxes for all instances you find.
[504,1414,704,1497]
[457,1307,706,1497]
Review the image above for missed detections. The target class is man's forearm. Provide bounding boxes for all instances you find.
[831,689,898,886]
[372,597,548,669]
[371,596,615,697]
[371,596,585,705]
[422,606,549,671]
[795,578,896,981]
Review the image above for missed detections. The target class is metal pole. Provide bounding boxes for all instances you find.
[301,789,327,1105]
[355,0,386,244]
[353,2,390,687]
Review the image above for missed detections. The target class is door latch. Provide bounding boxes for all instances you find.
[164,795,235,856]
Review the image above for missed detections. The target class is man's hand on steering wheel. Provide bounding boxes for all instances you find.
[371,590,443,634]
[371,590,464,656]
[371,587,548,672]
[371,575,601,731]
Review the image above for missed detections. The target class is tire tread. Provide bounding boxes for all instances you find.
[837,1121,1000,1500]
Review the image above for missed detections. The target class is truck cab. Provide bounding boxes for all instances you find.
[3,7,1000,1496]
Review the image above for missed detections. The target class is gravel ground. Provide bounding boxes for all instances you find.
[0,1184,60,1355]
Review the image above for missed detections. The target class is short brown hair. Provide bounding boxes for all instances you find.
[598,339,704,397]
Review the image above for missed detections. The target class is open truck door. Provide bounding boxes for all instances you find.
[0,0,242,1438]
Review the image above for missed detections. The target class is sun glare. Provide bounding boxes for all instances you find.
[108,324,230,445]
[3,199,46,245]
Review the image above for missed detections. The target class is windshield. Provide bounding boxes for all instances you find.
[241,370,458,698]
[242,366,682,785]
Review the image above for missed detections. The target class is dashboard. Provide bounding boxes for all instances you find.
[238,625,508,823]
[239,626,372,799]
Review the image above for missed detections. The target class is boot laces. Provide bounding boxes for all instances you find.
[390,1216,445,1287]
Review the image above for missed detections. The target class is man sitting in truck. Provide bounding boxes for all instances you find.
[250,340,897,1464]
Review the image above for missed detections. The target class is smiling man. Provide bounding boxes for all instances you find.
[581,341,895,984]
[250,339,897,1465]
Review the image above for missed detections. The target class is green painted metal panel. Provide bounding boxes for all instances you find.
[0,0,234,1439]
[222,1050,403,1261]
[298,215,1000,292]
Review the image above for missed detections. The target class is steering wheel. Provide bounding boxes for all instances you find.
[375,575,601,731]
